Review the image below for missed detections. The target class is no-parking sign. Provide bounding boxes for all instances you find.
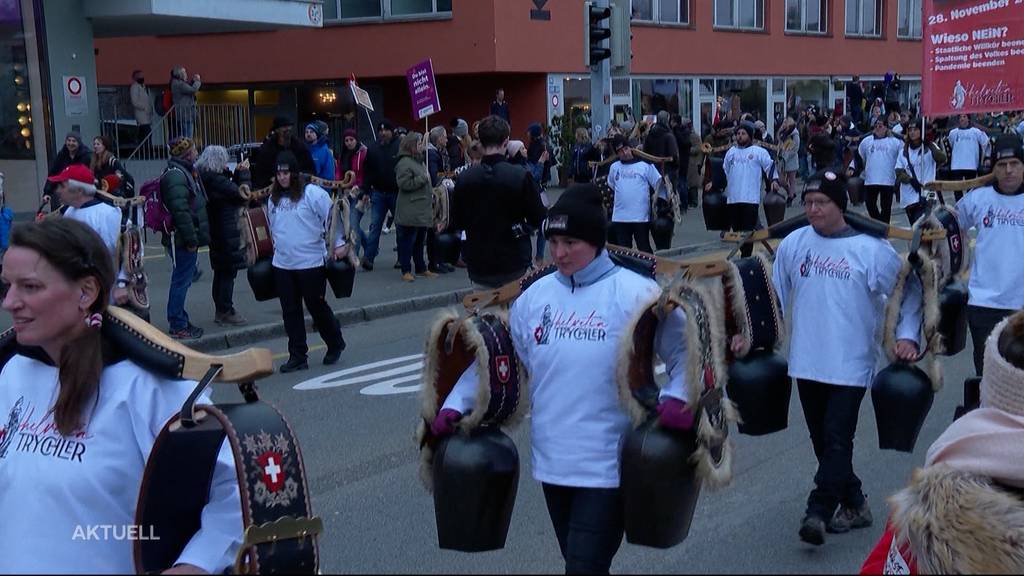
[63,76,88,117]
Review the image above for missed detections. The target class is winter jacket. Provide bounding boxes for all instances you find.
[200,167,249,271]
[451,154,547,279]
[686,130,703,189]
[170,76,201,121]
[362,136,401,194]
[251,135,315,189]
[308,138,335,181]
[446,137,465,171]
[160,157,209,249]
[130,82,154,126]
[395,152,434,228]
[861,465,1024,574]
[569,142,597,183]
[340,144,368,189]
[43,144,91,197]
[643,123,680,177]
[427,145,450,188]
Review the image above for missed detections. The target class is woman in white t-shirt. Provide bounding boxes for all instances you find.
[0,218,241,573]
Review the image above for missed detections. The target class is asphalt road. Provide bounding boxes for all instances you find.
[211,299,976,574]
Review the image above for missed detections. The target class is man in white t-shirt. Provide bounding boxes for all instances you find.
[895,121,947,225]
[947,113,992,201]
[855,118,903,224]
[46,164,129,305]
[955,134,1024,375]
[769,169,922,546]
[607,135,661,253]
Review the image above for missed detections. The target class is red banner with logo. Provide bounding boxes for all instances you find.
[922,0,1024,117]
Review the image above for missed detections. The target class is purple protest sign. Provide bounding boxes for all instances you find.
[406,59,441,121]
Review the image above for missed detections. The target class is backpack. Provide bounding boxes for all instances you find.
[156,88,172,116]
[140,174,172,234]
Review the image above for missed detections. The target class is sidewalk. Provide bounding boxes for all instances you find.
[2,190,833,353]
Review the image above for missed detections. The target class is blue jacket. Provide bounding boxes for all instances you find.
[309,138,335,181]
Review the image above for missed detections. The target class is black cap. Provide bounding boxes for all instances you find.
[275,150,299,173]
[543,184,607,250]
[272,115,294,131]
[379,119,394,132]
[611,134,628,152]
[992,134,1024,163]
[802,169,848,212]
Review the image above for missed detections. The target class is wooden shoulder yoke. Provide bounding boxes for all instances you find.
[103,307,273,382]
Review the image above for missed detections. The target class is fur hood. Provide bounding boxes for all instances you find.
[889,464,1024,574]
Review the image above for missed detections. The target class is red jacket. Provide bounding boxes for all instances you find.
[861,520,916,575]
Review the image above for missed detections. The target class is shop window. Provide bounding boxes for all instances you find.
[715,0,765,30]
[716,79,767,122]
[634,79,683,117]
[897,0,922,39]
[324,0,450,20]
[0,6,32,159]
[786,78,829,118]
[845,0,882,37]
[785,0,827,34]
[632,0,689,24]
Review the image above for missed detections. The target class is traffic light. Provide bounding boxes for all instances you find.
[610,2,632,73]
[584,2,611,67]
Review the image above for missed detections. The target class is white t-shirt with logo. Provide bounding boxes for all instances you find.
[947,126,991,171]
[956,186,1024,310]
[267,183,345,270]
[894,144,939,208]
[772,226,922,388]
[608,159,662,222]
[723,145,775,205]
[443,254,688,488]
[858,135,903,186]
[0,355,241,574]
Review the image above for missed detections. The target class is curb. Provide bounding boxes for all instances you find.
[192,238,725,353]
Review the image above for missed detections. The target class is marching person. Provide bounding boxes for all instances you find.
[0,218,241,573]
[947,113,993,201]
[717,121,780,256]
[252,116,315,189]
[770,170,922,546]
[608,134,661,253]
[860,310,1024,574]
[267,151,348,373]
[855,117,902,224]
[895,121,947,225]
[432,184,694,574]
[46,164,129,305]
[955,133,1024,376]
[197,145,250,327]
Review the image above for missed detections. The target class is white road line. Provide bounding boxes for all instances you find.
[359,374,423,396]
[293,353,424,390]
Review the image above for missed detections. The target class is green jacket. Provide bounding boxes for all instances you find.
[394,152,433,228]
[160,158,210,249]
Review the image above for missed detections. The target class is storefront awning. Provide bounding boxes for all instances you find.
[85,0,324,37]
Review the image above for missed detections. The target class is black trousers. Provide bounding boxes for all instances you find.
[730,203,760,258]
[950,169,978,202]
[542,483,624,575]
[797,380,867,521]
[426,227,441,268]
[611,222,652,254]
[967,305,1016,375]
[273,265,344,360]
[864,185,895,224]
[211,267,238,315]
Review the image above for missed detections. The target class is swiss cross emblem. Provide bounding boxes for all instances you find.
[495,355,511,384]
[950,234,961,253]
[257,451,285,493]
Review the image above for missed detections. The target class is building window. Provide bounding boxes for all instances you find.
[845,0,882,37]
[786,0,827,34]
[0,5,33,159]
[324,0,451,21]
[632,0,690,25]
[715,0,765,30]
[897,0,922,39]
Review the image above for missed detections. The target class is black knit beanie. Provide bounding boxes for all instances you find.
[993,134,1024,164]
[543,184,607,250]
[802,169,848,212]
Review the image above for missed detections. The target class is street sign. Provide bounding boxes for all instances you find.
[63,75,88,117]
[406,59,441,121]
[531,0,551,20]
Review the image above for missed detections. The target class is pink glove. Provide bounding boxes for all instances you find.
[431,408,463,438]
[656,398,696,431]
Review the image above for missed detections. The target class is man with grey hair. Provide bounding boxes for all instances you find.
[47,164,129,304]
[170,65,201,139]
